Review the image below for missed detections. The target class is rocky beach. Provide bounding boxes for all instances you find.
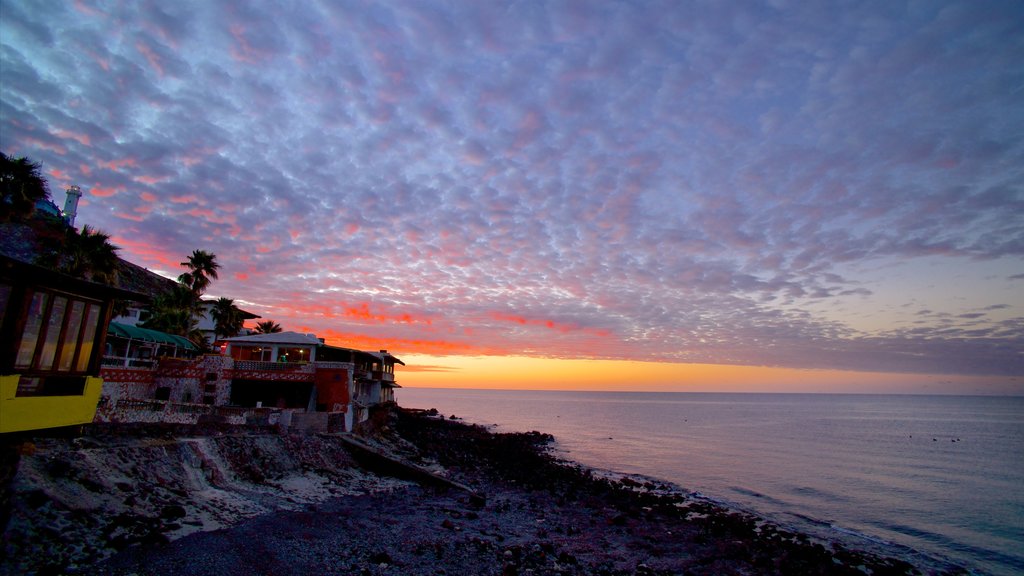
[1,407,954,575]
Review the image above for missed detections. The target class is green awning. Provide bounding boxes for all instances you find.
[108,322,198,350]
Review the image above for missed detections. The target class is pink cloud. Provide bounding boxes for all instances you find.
[136,41,165,77]
[90,184,123,197]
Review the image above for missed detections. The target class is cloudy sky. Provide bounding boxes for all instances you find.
[2,0,1022,390]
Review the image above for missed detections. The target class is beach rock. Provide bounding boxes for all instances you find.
[0,408,939,576]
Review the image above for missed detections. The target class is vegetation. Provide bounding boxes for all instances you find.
[3,152,252,349]
[254,320,283,334]
[59,225,120,284]
[0,152,50,222]
[140,284,202,343]
[178,249,220,296]
[140,250,222,349]
[2,152,122,287]
[211,297,246,340]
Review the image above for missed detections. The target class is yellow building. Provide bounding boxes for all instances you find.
[0,255,143,434]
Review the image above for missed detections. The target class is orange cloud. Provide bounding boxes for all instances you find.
[22,135,67,155]
[99,158,137,170]
[53,129,92,146]
[185,208,215,218]
[112,237,182,271]
[311,328,488,357]
[91,184,124,197]
[229,23,264,64]
[489,311,610,336]
[136,40,165,77]
[134,175,167,185]
[338,302,433,326]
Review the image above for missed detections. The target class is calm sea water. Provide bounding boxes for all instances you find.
[397,389,1024,575]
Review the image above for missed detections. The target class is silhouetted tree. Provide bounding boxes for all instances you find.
[211,297,245,339]
[60,225,120,284]
[142,249,221,350]
[254,320,282,334]
[178,249,220,296]
[0,152,50,222]
[140,284,197,337]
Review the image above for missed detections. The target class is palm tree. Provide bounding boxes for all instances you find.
[211,297,245,339]
[0,152,50,222]
[254,320,282,334]
[178,249,220,296]
[60,225,120,284]
[140,284,198,338]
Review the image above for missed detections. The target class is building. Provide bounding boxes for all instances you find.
[95,331,403,432]
[0,255,146,433]
[111,299,261,346]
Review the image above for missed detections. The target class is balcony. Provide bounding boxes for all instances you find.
[372,370,395,382]
[234,360,312,372]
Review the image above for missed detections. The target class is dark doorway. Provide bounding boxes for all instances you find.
[229,379,313,409]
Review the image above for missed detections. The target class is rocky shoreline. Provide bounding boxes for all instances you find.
[1,407,958,575]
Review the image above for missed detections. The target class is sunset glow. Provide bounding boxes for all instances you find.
[2,1,1021,394]
[397,355,1021,396]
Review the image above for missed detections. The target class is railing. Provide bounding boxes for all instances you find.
[312,361,353,370]
[233,360,313,372]
[101,356,157,369]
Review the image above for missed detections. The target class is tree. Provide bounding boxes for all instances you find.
[211,297,245,339]
[0,152,50,222]
[139,284,197,337]
[141,249,220,350]
[254,320,282,334]
[178,249,220,296]
[60,225,120,284]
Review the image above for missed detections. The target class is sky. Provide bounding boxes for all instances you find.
[2,0,1022,394]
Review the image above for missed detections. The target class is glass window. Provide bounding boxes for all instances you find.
[58,300,86,371]
[0,283,11,330]
[75,303,101,372]
[278,347,309,363]
[15,292,48,369]
[37,296,68,370]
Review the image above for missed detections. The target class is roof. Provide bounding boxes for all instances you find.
[368,350,405,365]
[0,218,177,300]
[1,254,149,302]
[108,322,198,350]
[223,331,322,346]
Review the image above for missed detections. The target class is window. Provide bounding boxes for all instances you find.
[57,300,86,371]
[76,304,101,372]
[0,283,11,329]
[278,347,309,363]
[13,289,103,375]
[15,292,49,369]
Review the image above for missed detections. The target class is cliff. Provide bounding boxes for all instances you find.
[0,424,414,575]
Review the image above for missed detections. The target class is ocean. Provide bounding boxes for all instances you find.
[396,389,1024,575]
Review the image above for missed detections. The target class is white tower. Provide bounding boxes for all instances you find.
[63,185,82,227]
